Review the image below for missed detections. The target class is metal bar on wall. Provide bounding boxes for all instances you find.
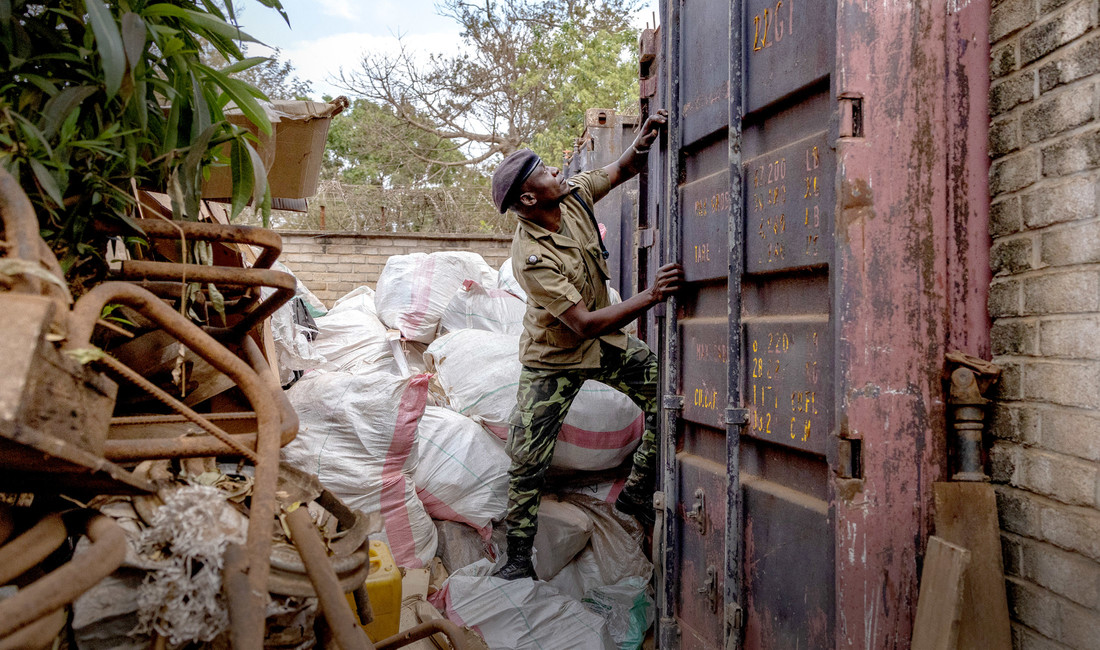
[657,0,683,645]
[724,0,746,644]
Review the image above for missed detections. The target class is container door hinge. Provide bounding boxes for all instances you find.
[659,618,681,647]
[685,488,707,535]
[635,227,655,249]
[697,565,719,611]
[662,394,684,410]
[725,603,744,650]
[725,407,749,425]
[839,94,864,138]
[837,437,863,479]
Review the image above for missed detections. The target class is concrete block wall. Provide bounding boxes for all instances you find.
[988,0,1100,646]
[277,231,513,307]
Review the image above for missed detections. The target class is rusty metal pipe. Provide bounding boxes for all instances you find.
[117,261,295,337]
[103,432,280,461]
[221,542,255,650]
[0,515,125,638]
[374,620,473,650]
[267,555,369,598]
[0,513,67,585]
[67,282,285,648]
[240,335,299,446]
[97,218,284,270]
[353,584,374,628]
[119,261,293,289]
[270,544,368,576]
[0,607,66,650]
[284,506,373,650]
[97,354,259,462]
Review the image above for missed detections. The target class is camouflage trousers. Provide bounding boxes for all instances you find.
[503,335,659,547]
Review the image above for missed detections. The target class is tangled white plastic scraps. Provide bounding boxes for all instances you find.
[134,485,248,645]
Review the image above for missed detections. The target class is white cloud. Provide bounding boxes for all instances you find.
[251,31,464,100]
[317,0,358,21]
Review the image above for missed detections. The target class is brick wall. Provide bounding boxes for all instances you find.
[277,231,513,307]
[988,0,1100,646]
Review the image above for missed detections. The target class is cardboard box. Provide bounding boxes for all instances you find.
[204,96,348,200]
[202,109,278,199]
[266,97,348,199]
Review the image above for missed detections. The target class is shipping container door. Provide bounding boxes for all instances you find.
[656,0,836,647]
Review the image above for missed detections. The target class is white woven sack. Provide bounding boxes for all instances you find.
[309,291,392,372]
[413,407,510,537]
[532,498,593,580]
[430,559,615,650]
[496,257,526,301]
[376,252,497,343]
[280,368,437,566]
[424,330,645,471]
[439,280,525,336]
[330,285,378,315]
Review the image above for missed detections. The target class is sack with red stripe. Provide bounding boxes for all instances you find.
[439,279,526,336]
[412,406,510,539]
[280,365,437,566]
[424,330,644,471]
[376,252,497,344]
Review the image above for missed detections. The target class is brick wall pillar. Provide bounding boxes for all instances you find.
[988,0,1100,646]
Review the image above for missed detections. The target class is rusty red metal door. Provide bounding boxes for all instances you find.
[651,0,991,647]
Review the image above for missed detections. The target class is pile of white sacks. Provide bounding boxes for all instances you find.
[270,252,654,649]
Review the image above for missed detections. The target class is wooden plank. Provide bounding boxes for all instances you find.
[912,536,970,650]
[933,482,1013,649]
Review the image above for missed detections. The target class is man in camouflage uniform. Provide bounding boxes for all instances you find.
[490,109,684,580]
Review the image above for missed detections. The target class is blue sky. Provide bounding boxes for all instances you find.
[242,0,659,100]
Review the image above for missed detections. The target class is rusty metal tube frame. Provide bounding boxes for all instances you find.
[0,515,126,638]
[374,620,473,650]
[100,218,284,270]
[0,513,67,585]
[0,607,66,650]
[101,338,297,461]
[285,505,372,650]
[117,260,295,338]
[266,559,369,598]
[67,282,285,649]
[97,353,259,462]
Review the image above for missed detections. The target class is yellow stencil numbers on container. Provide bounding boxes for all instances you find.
[346,539,402,642]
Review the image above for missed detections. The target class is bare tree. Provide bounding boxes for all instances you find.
[336,0,642,167]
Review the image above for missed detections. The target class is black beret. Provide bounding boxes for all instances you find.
[492,149,540,213]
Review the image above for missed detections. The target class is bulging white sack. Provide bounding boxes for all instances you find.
[496,257,525,301]
[430,559,615,650]
[376,252,497,343]
[412,407,510,537]
[309,289,392,372]
[439,280,525,336]
[424,330,644,470]
[280,367,437,566]
[532,497,593,580]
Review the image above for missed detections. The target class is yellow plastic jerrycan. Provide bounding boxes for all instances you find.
[346,539,402,642]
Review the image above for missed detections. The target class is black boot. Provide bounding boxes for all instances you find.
[494,538,537,580]
[615,490,655,528]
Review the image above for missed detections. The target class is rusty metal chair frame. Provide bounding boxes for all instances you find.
[0,514,127,644]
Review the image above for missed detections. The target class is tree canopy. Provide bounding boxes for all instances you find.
[335,0,642,171]
[322,98,476,187]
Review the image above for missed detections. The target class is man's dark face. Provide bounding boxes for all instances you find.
[517,161,569,209]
